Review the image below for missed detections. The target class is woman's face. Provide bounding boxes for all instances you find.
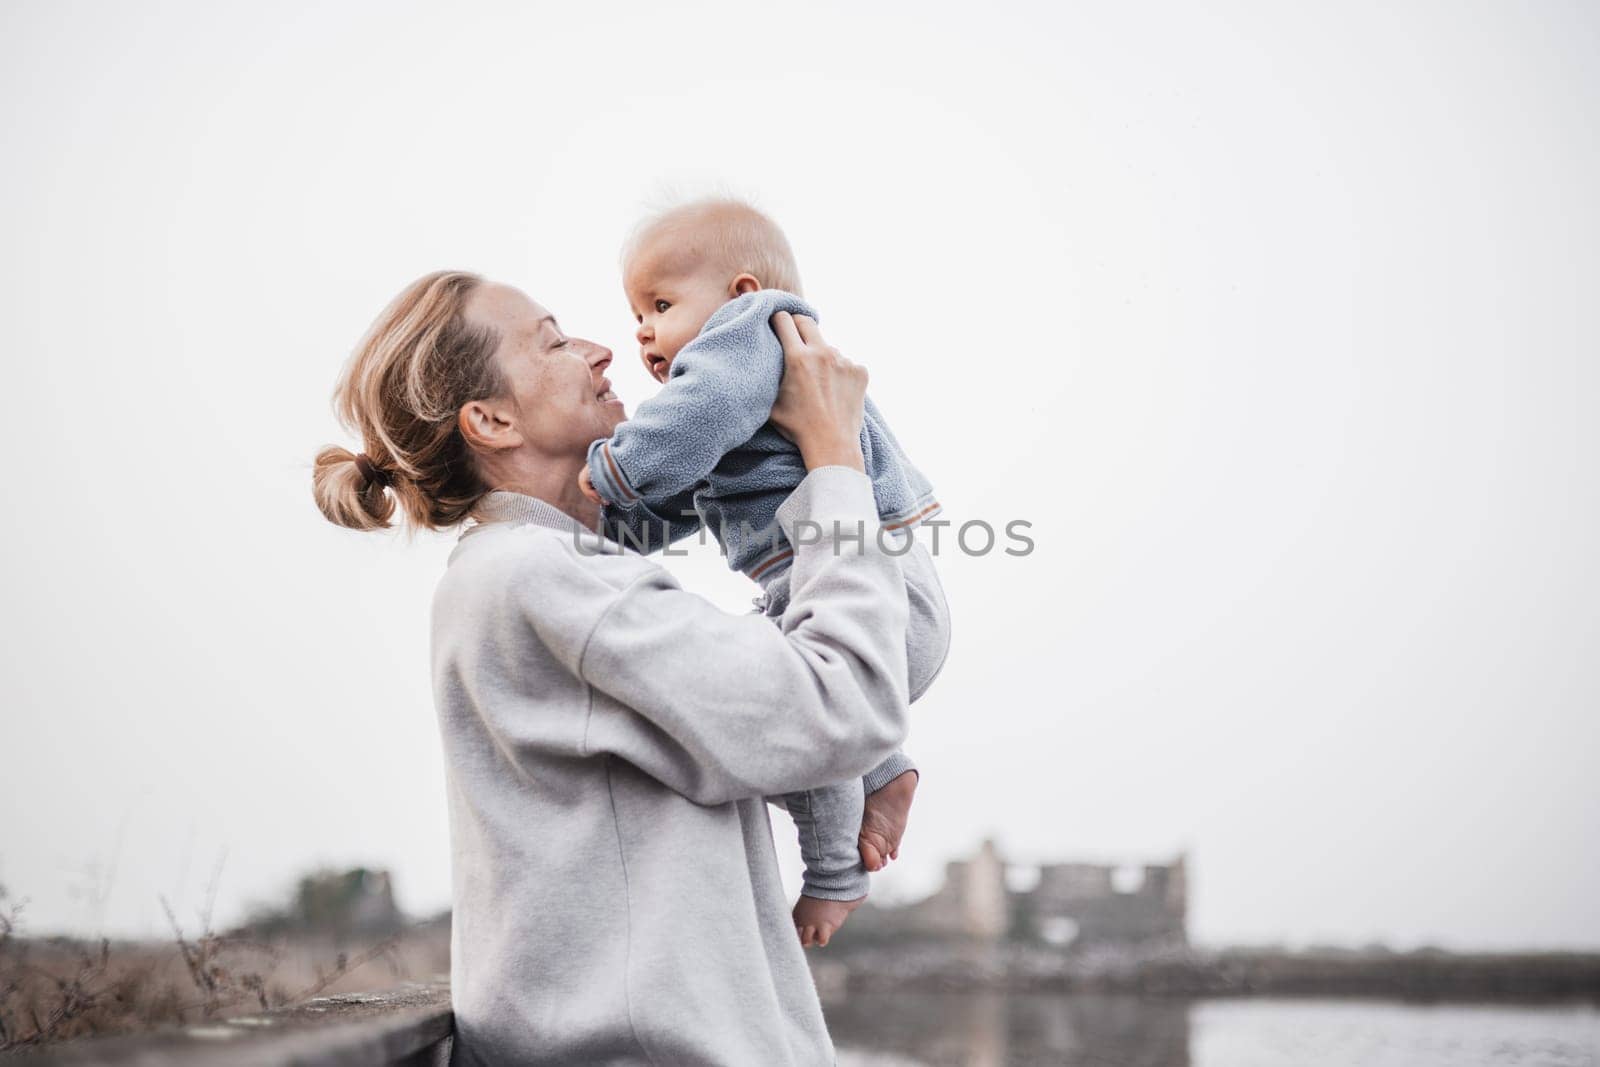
[464,282,626,461]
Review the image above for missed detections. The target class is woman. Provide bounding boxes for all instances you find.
[312,272,912,1065]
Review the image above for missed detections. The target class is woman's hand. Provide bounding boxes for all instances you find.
[768,312,868,473]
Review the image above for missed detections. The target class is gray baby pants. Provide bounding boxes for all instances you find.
[761,537,951,901]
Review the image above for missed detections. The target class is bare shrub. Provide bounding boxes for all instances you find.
[0,880,438,1052]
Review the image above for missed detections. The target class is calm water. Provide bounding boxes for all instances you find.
[827,992,1600,1067]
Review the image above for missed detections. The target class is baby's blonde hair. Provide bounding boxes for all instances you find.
[624,196,803,296]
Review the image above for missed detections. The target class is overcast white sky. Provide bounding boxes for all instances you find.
[1,1,1595,950]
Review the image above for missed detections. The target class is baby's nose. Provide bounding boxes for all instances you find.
[635,322,652,346]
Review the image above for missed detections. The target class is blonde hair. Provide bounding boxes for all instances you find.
[624,197,803,295]
[312,271,507,531]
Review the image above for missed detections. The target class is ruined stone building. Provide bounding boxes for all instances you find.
[857,840,1188,950]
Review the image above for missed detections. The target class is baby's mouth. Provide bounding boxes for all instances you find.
[644,352,669,381]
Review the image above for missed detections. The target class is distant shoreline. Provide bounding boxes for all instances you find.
[810,943,1600,1002]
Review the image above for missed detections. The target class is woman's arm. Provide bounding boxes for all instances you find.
[539,319,900,804]
[547,465,910,804]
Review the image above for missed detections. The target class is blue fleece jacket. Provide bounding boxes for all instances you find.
[586,290,940,583]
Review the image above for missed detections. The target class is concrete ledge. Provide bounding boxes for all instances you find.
[8,982,453,1066]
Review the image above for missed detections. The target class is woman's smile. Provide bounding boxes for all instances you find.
[584,344,626,411]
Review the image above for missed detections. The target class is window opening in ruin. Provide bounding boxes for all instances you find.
[1040,916,1080,946]
[1005,864,1042,893]
[1111,864,1145,894]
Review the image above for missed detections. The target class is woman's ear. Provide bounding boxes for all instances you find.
[458,398,523,454]
[730,273,761,297]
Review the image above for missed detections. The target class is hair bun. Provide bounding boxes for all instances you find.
[352,452,392,490]
[312,446,398,531]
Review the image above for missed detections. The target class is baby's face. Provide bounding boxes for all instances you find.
[624,239,738,383]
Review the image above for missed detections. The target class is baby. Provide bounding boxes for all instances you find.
[580,198,951,946]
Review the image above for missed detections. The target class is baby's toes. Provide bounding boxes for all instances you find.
[858,835,885,871]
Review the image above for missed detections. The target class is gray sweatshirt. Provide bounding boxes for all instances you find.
[430,467,911,1065]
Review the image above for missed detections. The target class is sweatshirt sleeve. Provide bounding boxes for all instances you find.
[583,291,812,506]
[524,466,910,805]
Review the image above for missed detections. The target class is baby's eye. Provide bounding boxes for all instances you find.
[654,299,671,314]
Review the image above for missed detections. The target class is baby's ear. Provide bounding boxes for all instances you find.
[730,274,761,296]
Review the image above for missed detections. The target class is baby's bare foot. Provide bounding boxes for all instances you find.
[793,893,865,948]
[858,769,918,872]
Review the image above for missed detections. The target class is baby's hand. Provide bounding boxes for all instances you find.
[578,466,604,506]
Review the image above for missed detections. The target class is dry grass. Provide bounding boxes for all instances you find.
[0,884,448,1052]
